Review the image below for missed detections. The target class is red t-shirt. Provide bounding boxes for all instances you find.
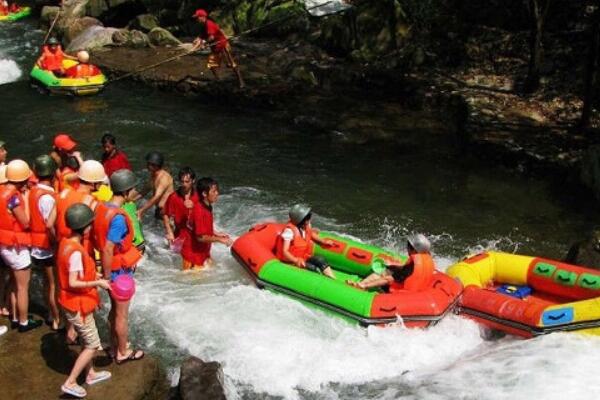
[204,20,228,52]
[192,201,214,265]
[102,150,132,178]
[164,191,204,264]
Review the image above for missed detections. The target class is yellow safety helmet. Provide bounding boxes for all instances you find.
[77,160,107,183]
[6,159,32,182]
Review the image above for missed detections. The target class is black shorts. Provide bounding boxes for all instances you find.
[32,256,55,269]
[391,264,414,283]
[306,256,329,273]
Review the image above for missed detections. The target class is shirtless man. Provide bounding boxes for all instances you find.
[136,152,174,220]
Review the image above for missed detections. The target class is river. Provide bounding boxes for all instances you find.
[2,20,600,400]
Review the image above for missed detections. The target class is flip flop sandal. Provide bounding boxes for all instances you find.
[86,370,112,386]
[115,349,145,365]
[61,383,87,398]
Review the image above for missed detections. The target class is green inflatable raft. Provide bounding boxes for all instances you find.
[0,7,31,22]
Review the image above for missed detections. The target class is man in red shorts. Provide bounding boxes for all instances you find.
[191,9,245,89]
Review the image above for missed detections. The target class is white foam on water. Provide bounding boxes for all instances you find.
[0,58,22,84]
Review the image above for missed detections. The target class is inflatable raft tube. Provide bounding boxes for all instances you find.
[30,59,107,96]
[448,251,600,337]
[232,223,462,327]
[0,7,31,22]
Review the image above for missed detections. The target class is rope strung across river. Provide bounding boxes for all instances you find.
[108,0,339,83]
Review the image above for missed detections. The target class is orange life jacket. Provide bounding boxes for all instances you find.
[56,188,96,250]
[29,185,55,249]
[40,45,65,71]
[390,253,435,292]
[275,222,314,262]
[0,185,31,247]
[0,3,8,15]
[93,202,141,271]
[57,238,100,316]
[65,64,101,78]
[54,166,78,193]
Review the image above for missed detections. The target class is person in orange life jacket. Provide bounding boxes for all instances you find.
[58,203,112,399]
[191,177,233,268]
[29,155,61,330]
[0,1,9,15]
[277,205,337,279]
[191,9,245,89]
[96,169,144,364]
[0,165,10,321]
[51,133,84,192]
[162,167,202,270]
[347,234,435,291]
[36,37,77,76]
[0,160,44,332]
[65,51,101,79]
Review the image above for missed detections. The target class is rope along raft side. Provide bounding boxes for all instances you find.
[448,251,600,337]
[232,223,462,327]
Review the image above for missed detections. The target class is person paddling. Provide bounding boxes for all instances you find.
[191,9,245,89]
[276,204,336,279]
[347,234,435,291]
[36,37,76,77]
[58,203,112,399]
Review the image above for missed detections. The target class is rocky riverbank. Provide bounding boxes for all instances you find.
[0,315,167,399]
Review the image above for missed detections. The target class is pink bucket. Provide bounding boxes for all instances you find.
[110,274,136,302]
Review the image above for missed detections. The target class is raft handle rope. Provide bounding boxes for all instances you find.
[109,0,338,83]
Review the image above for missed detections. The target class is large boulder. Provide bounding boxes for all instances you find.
[128,13,159,32]
[64,17,104,45]
[565,230,600,270]
[67,25,119,52]
[86,0,109,18]
[178,356,226,400]
[112,29,151,48]
[148,27,181,46]
[40,6,61,25]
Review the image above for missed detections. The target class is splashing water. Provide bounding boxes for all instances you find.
[0,58,21,84]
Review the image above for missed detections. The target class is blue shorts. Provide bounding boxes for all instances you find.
[110,268,134,282]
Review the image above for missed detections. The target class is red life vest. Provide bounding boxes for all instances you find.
[40,45,65,71]
[93,202,141,271]
[65,64,101,78]
[56,188,96,248]
[29,185,55,249]
[0,3,8,15]
[0,185,31,247]
[275,222,314,262]
[389,253,435,292]
[54,166,78,193]
[57,238,100,316]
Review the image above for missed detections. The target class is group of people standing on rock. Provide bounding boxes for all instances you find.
[0,133,228,398]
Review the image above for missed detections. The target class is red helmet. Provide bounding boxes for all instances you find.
[192,9,208,18]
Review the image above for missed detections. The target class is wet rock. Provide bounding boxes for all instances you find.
[289,65,318,86]
[40,6,60,24]
[580,145,600,201]
[67,25,119,52]
[112,29,151,48]
[178,356,226,400]
[148,27,182,46]
[86,0,109,18]
[0,318,164,400]
[565,230,600,270]
[64,17,104,45]
[128,13,159,33]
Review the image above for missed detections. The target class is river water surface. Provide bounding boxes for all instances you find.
[2,20,600,400]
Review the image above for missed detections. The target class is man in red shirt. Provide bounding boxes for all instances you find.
[162,167,202,270]
[191,9,245,88]
[192,177,232,268]
[101,134,132,178]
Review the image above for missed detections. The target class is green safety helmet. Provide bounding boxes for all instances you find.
[110,169,138,193]
[66,203,95,231]
[145,151,164,167]
[289,204,311,225]
[47,37,59,45]
[407,233,431,253]
[33,154,57,178]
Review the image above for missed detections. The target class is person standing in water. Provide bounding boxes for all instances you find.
[191,9,245,89]
[276,204,336,279]
[162,167,204,270]
[58,203,112,398]
[100,134,132,178]
[136,152,174,220]
[192,177,233,268]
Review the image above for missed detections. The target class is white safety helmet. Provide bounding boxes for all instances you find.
[77,50,90,63]
[407,234,431,253]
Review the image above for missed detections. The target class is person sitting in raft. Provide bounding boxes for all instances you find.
[276,204,336,279]
[347,234,435,291]
[36,37,76,77]
[0,1,8,15]
[65,51,101,79]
